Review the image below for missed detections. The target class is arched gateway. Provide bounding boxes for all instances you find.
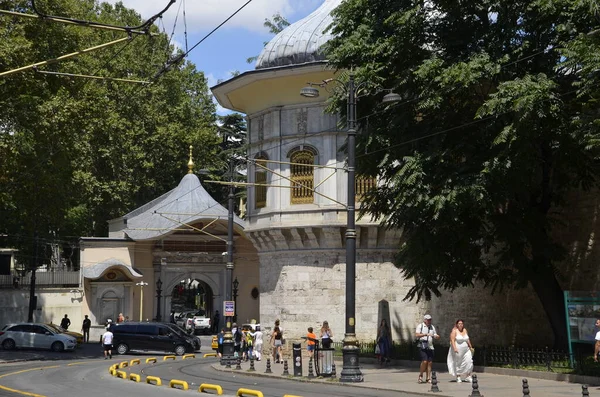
[80,151,259,341]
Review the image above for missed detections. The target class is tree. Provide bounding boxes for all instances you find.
[246,12,290,64]
[326,0,600,347]
[0,0,219,267]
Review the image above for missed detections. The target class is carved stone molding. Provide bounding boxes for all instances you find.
[153,252,225,264]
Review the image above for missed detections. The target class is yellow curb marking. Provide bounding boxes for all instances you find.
[116,370,127,379]
[199,383,223,395]
[182,353,195,359]
[145,357,157,364]
[146,376,162,386]
[129,359,140,366]
[169,379,189,390]
[118,361,128,368]
[237,388,264,397]
[129,373,141,382]
[203,352,217,357]
[163,355,176,361]
[0,366,60,397]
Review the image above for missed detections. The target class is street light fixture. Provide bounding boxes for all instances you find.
[232,277,239,323]
[222,157,236,366]
[136,281,148,321]
[300,73,400,382]
[155,278,163,322]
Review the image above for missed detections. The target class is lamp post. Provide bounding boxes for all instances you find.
[221,157,236,366]
[301,73,400,382]
[155,278,163,322]
[136,281,148,321]
[232,277,239,323]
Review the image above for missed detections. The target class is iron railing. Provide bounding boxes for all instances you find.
[1,270,80,288]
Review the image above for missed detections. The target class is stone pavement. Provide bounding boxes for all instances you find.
[212,356,600,397]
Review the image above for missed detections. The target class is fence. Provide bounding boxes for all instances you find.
[330,340,600,376]
[0,270,80,288]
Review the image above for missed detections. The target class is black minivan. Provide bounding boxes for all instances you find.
[109,322,195,356]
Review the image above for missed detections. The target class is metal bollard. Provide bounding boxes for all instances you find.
[248,357,256,372]
[522,378,530,396]
[582,384,590,397]
[469,374,483,397]
[308,357,315,379]
[430,371,441,392]
[226,355,232,369]
[265,358,272,374]
[331,362,336,376]
[235,357,242,370]
[282,360,289,376]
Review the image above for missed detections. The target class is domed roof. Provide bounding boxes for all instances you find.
[255,0,343,70]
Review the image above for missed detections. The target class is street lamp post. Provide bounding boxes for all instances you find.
[301,73,400,383]
[221,157,236,366]
[155,278,163,322]
[232,277,239,323]
[136,281,148,321]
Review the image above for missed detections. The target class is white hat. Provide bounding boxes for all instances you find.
[423,314,432,320]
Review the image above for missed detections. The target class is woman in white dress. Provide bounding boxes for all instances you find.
[447,319,474,382]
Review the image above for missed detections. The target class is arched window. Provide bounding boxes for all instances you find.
[290,150,314,204]
[356,175,377,202]
[255,155,268,209]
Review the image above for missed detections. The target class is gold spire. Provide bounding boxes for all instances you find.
[187,145,195,174]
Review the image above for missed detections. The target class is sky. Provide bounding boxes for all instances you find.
[105,0,326,114]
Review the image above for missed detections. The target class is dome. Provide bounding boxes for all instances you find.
[255,0,343,70]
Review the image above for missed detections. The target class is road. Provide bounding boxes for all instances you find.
[0,336,423,397]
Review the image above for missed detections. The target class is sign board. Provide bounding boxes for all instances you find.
[223,300,235,317]
[564,291,600,365]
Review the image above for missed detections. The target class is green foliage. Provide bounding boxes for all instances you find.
[327,0,600,345]
[0,0,219,266]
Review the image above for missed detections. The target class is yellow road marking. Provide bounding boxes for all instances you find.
[0,366,61,397]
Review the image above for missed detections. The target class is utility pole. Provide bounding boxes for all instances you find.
[27,233,38,322]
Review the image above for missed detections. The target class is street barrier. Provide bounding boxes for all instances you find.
[163,355,176,361]
[204,352,217,357]
[118,361,128,369]
[129,373,141,382]
[182,353,195,359]
[168,379,189,390]
[199,383,223,395]
[146,376,162,386]
[145,357,157,364]
[237,388,264,397]
[116,370,127,379]
[129,358,140,366]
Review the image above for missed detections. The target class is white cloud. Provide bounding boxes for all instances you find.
[105,0,323,34]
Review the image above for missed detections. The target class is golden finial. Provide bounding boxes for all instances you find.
[187,145,194,174]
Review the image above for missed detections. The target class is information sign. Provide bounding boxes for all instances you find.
[224,300,235,317]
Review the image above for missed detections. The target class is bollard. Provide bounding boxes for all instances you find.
[331,362,336,376]
[522,378,530,396]
[248,357,256,371]
[430,371,441,392]
[582,384,590,397]
[469,373,483,397]
[282,360,289,376]
[226,356,232,369]
[308,357,315,378]
[235,357,242,370]
[265,358,272,374]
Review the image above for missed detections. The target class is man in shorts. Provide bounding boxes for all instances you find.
[102,327,114,359]
[415,314,440,383]
[594,319,600,362]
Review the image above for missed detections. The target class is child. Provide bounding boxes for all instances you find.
[307,327,317,359]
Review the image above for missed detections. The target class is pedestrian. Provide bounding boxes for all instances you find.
[60,314,71,330]
[232,323,242,358]
[217,328,225,358]
[447,319,474,382]
[320,320,333,349]
[415,314,440,384]
[376,318,392,365]
[244,328,254,361]
[117,313,125,323]
[102,327,113,359]
[251,325,263,361]
[81,315,91,343]
[306,327,317,359]
[594,319,600,362]
[271,325,283,363]
[212,310,220,333]
[273,319,284,361]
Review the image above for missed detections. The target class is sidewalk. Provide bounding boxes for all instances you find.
[212,356,600,397]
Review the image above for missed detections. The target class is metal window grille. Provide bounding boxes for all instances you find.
[356,175,376,202]
[290,150,314,204]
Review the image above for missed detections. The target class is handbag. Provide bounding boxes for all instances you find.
[375,344,381,355]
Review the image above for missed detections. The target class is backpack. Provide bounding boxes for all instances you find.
[234,330,242,344]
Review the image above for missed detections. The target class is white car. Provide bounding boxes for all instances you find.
[0,323,77,352]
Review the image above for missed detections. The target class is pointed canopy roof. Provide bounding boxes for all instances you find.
[255,0,343,70]
[122,173,243,241]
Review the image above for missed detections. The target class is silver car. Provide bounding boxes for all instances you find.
[0,323,77,352]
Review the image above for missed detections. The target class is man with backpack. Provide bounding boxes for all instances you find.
[415,314,440,384]
[232,323,242,358]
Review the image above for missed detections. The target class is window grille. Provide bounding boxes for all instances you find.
[290,150,314,204]
[255,156,267,209]
[356,175,377,201]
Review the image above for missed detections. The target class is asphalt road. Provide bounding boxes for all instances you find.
[0,337,424,397]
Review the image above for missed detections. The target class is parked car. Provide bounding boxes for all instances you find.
[0,323,77,352]
[175,310,211,335]
[108,322,195,356]
[46,323,84,345]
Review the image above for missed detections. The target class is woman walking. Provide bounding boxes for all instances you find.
[320,321,333,349]
[447,319,474,383]
[376,318,392,365]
